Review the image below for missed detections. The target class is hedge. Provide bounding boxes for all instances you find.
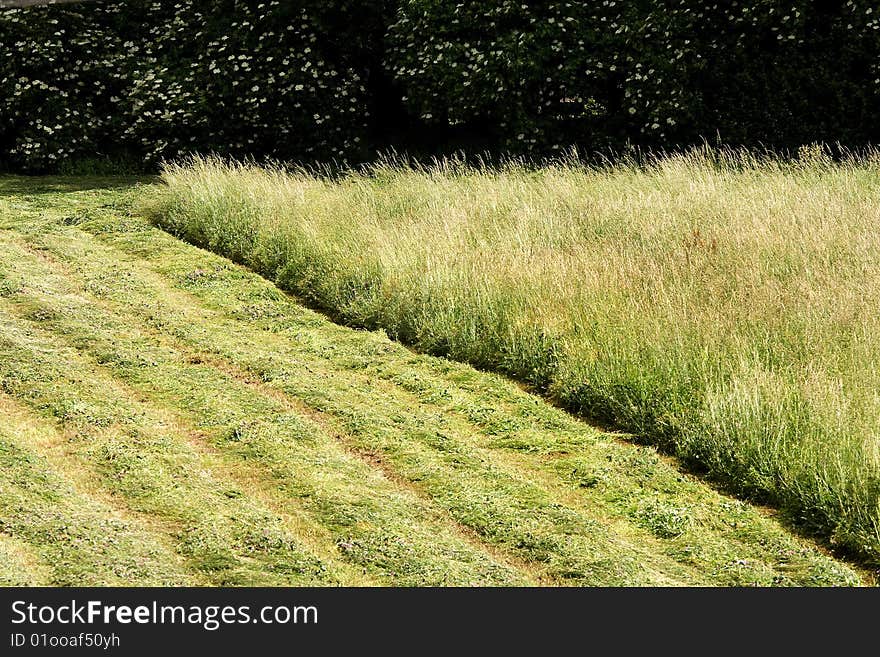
[0,0,380,171]
[2,0,880,171]
[387,1,880,153]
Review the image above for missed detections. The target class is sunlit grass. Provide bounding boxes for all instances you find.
[149,148,880,563]
[2,175,864,585]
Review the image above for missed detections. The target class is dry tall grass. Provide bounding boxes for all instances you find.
[149,148,880,563]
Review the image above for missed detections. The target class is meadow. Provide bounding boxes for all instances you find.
[0,176,864,586]
[149,149,880,565]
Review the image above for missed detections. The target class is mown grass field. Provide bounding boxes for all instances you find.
[0,175,866,586]
[150,151,880,568]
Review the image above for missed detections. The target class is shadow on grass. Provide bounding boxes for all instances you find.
[0,175,155,197]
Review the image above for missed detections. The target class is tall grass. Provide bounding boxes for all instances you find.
[148,149,880,563]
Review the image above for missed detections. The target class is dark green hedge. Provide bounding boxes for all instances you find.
[2,0,879,172]
[0,2,129,171]
[387,1,880,153]
[0,0,381,171]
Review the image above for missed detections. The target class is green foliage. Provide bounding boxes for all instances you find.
[2,1,880,170]
[626,0,880,147]
[0,3,129,170]
[385,1,630,152]
[387,1,880,152]
[0,1,377,171]
[121,1,370,164]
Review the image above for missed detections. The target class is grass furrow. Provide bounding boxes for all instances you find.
[0,531,52,586]
[0,235,532,586]
[0,395,199,586]
[0,306,352,585]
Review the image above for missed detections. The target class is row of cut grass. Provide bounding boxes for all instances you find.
[0,232,523,585]
[148,151,880,564]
